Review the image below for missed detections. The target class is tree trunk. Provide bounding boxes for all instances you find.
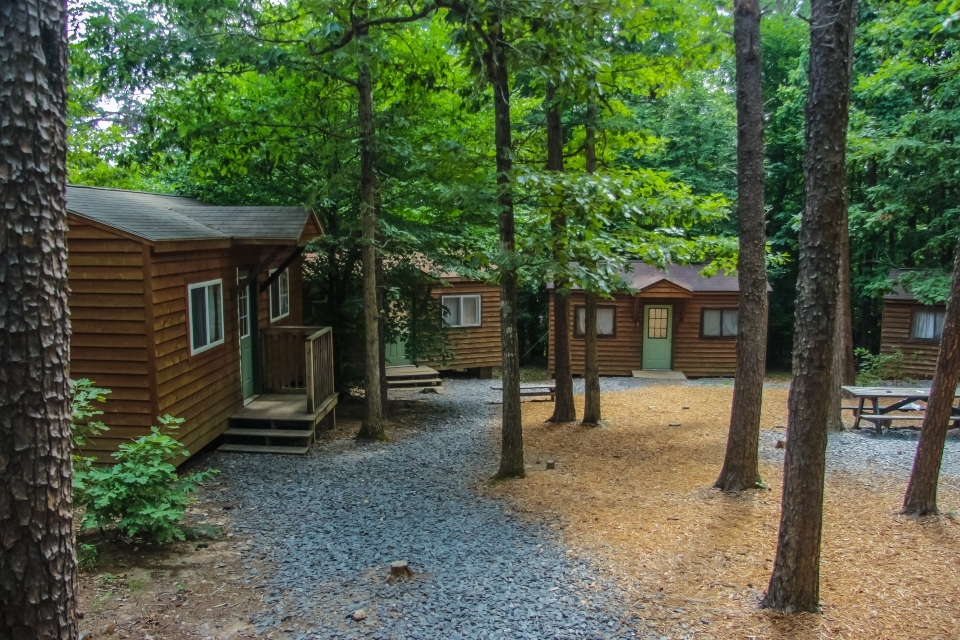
[488,18,524,479]
[761,0,857,614]
[902,235,960,517]
[716,0,768,492]
[827,218,856,430]
[355,30,385,441]
[376,251,388,418]
[581,90,601,426]
[0,0,78,636]
[545,82,576,423]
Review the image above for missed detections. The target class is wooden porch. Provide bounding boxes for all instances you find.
[220,326,338,455]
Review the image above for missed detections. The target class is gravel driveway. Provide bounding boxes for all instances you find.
[212,380,643,640]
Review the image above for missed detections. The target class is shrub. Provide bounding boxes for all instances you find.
[855,348,913,384]
[70,379,111,472]
[75,415,218,544]
[77,543,98,570]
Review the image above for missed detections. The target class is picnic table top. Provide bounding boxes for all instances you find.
[841,386,959,398]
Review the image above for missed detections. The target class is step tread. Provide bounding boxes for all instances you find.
[218,444,310,455]
[224,428,314,438]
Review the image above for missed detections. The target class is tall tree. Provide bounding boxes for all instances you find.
[545,81,576,423]
[762,0,858,614]
[581,89,601,426]
[901,235,960,517]
[716,0,768,492]
[0,0,78,636]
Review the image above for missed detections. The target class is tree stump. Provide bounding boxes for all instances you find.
[389,560,412,582]
[546,460,556,470]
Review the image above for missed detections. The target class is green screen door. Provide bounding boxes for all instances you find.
[642,305,673,370]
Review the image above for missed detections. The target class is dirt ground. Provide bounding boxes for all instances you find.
[491,386,960,639]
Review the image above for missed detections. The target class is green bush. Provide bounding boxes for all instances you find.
[854,348,913,384]
[75,415,218,544]
[70,378,111,472]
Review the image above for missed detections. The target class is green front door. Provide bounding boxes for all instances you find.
[386,337,412,366]
[642,304,673,370]
[239,280,256,398]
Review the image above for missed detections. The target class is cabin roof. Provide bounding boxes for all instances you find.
[883,268,944,304]
[66,185,317,243]
[551,262,769,293]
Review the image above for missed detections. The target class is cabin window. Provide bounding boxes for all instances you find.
[269,268,290,322]
[574,306,616,338]
[442,295,482,327]
[188,279,225,355]
[238,284,250,339]
[912,309,945,341]
[702,308,738,338]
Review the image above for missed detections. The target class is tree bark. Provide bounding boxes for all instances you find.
[716,0,768,492]
[827,218,856,430]
[0,0,78,636]
[545,82,576,423]
[376,251,388,418]
[761,0,857,614]
[902,235,960,517]
[487,17,524,479]
[581,90,601,426]
[355,27,385,441]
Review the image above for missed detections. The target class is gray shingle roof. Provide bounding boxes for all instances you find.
[553,262,769,293]
[66,185,312,243]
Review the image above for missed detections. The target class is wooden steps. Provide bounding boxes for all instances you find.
[223,428,314,438]
[217,443,310,455]
[218,392,338,455]
[386,365,443,391]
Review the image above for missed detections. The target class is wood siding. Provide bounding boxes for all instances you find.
[548,290,740,377]
[425,279,502,370]
[67,215,152,462]
[880,300,942,378]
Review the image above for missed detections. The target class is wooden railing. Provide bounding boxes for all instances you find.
[305,327,335,412]
[261,327,335,402]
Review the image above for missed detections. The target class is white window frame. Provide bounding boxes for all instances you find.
[237,269,251,339]
[441,294,482,328]
[188,279,225,356]
[912,308,946,341]
[269,268,290,322]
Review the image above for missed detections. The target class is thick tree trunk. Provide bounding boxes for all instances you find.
[376,252,388,418]
[355,36,385,441]
[902,235,960,517]
[827,220,856,430]
[716,0,768,492]
[488,19,524,479]
[582,91,601,426]
[545,82,576,423]
[761,0,858,614]
[0,0,78,636]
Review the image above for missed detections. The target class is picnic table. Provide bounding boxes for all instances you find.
[490,383,556,401]
[841,386,960,433]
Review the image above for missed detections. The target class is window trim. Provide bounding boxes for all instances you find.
[909,306,946,343]
[700,307,739,339]
[441,294,482,328]
[269,268,290,322]
[187,278,225,356]
[237,269,251,339]
[573,305,617,339]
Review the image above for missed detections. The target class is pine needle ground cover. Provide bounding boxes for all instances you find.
[490,386,960,639]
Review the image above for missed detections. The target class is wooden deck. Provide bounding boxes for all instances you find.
[386,365,443,390]
[230,393,338,425]
[219,392,338,455]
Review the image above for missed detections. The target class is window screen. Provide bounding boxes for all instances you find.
[441,295,482,328]
[575,307,615,336]
[913,309,945,340]
[189,280,224,355]
[702,309,738,337]
[270,269,290,321]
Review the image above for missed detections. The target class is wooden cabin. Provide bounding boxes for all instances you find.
[66,185,337,461]
[548,262,767,378]
[879,270,946,379]
[385,273,502,377]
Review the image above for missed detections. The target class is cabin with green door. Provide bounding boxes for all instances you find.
[66,185,337,461]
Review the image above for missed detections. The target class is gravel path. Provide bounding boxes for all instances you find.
[212,380,645,640]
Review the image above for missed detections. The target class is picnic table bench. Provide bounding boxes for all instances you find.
[490,383,556,401]
[841,386,960,433]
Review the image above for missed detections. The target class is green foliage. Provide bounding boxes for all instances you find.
[897,270,953,306]
[75,415,218,544]
[77,543,99,570]
[71,378,111,448]
[854,347,914,384]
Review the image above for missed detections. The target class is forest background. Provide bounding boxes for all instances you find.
[67,0,959,378]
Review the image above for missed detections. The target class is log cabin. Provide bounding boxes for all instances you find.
[386,272,502,378]
[879,270,946,379]
[67,185,337,461]
[548,262,769,378]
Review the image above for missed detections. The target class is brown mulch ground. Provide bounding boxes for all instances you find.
[490,386,960,639]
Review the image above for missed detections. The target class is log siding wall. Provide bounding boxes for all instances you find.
[425,279,502,370]
[880,299,943,379]
[548,290,740,377]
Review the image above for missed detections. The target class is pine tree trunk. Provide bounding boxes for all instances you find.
[356,33,385,441]
[761,0,858,614]
[0,1,78,636]
[716,0,768,492]
[545,82,576,423]
[902,235,960,517]
[827,218,855,431]
[376,252,388,418]
[488,18,524,479]
[581,91,601,426]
